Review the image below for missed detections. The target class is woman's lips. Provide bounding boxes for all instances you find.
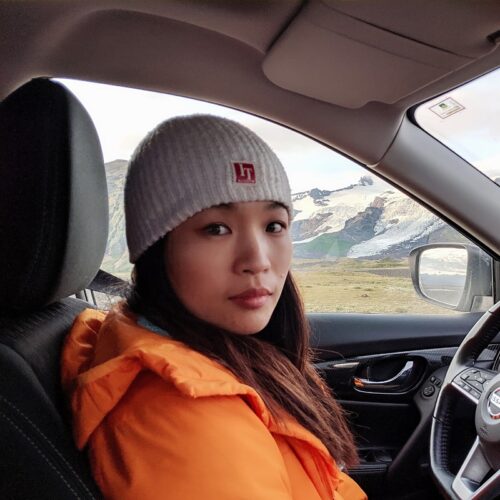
[229,288,272,309]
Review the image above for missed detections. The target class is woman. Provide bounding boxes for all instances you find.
[62,115,367,499]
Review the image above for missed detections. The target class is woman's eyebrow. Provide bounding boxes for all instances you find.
[210,202,286,211]
[266,202,287,211]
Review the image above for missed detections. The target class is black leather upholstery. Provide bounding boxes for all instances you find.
[0,79,107,499]
[0,300,102,499]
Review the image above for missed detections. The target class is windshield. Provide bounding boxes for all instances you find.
[415,68,500,185]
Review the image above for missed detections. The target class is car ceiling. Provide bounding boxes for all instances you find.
[1,0,499,163]
[1,0,500,254]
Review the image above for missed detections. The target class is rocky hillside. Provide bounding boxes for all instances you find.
[101,162,465,276]
[102,160,130,277]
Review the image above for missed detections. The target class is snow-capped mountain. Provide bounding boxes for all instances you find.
[292,176,464,259]
[101,162,465,276]
[292,176,389,241]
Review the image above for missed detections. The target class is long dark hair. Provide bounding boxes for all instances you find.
[126,238,358,468]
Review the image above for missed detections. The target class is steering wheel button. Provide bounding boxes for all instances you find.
[422,385,435,397]
[470,389,480,399]
[463,384,471,392]
[468,380,483,391]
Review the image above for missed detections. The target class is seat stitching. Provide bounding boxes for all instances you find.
[0,396,95,499]
[0,410,82,499]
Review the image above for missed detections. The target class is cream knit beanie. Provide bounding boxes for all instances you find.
[125,114,292,263]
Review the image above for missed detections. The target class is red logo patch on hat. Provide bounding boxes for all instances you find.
[233,162,256,184]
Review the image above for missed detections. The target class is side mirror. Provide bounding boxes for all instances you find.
[409,244,493,312]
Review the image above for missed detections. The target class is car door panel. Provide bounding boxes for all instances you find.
[310,313,500,498]
[309,313,484,359]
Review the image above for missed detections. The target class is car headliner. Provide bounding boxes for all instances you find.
[1,0,500,256]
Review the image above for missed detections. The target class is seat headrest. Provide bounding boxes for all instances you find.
[0,79,108,313]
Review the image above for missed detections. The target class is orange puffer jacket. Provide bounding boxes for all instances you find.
[61,307,367,500]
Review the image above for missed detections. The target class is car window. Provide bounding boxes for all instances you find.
[415,68,500,185]
[60,78,492,314]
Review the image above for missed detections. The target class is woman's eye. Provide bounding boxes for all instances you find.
[204,223,231,236]
[266,222,286,233]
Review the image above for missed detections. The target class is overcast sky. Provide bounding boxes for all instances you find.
[59,78,365,193]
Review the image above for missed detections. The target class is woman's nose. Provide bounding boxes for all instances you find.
[234,232,271,275]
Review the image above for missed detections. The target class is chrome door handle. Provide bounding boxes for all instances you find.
[353,360,415,393]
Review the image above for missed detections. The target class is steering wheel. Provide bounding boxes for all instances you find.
[431,301,500,499]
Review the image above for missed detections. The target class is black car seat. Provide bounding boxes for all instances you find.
[0,79,107,499]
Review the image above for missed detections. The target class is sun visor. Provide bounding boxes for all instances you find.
[262,1,489,109]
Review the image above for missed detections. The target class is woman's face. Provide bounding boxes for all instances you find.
[164,201,292,335]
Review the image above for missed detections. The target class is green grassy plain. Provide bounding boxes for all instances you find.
[292,257,455,314]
